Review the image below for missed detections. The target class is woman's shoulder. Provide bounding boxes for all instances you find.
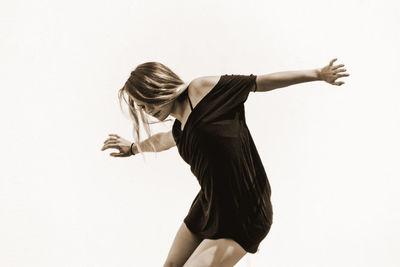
[188,75,222,102]
[190,75,221,90]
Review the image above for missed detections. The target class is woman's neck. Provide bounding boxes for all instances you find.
[170,85,191,123]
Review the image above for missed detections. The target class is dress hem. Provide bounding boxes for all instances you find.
[183,219,261,254]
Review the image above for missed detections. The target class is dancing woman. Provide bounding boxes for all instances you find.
[101,58,349,267]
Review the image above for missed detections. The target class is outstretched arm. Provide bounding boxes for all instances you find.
[131,131,176,154]
[255,58,350,92]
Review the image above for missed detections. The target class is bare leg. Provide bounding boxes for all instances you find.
[183,238,247,267]
[163,222,203,267]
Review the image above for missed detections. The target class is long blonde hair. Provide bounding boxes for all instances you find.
[118,62,187,154]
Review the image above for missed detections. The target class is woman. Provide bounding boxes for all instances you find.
[101,58,349,267]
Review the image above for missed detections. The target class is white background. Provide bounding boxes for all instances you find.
[1,0,399,266]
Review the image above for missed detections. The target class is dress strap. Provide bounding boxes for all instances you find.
[187,92,194,111]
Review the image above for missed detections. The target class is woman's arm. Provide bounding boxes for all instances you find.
[131,130,176,154]
[101,131,176,157]
[255,58,349,92]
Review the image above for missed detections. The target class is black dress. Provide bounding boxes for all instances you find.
[172,74,273,254]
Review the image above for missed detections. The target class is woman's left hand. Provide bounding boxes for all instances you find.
[318,58,350,86]
[101,134,133,157]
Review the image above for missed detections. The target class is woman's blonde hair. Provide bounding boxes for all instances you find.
[118,62,187,154]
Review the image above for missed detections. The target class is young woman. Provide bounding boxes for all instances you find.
[101,59,349,267]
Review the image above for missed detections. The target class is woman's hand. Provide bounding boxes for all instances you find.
[318,58,350,86]
[101,134,133,157]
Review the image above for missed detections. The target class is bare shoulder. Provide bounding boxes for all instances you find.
[190,76,220,88]
[188,76,221,105]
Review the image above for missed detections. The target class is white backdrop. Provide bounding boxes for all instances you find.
[1,0,399,266]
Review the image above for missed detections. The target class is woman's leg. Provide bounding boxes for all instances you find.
[183,238,247,267]
[163,222,203,267]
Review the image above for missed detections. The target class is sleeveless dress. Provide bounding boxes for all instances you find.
[172,74,273,254]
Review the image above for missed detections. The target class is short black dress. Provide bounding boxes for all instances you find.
[172,74,273,254]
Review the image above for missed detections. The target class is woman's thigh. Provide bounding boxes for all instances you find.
[163,222,203,267]
[183,238,247,267]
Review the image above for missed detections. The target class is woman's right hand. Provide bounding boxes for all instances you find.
[101,134,133,157]
[318,58,350,86]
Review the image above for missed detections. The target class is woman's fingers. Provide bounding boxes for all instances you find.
[332,64,345,70]
[101,134,131,157]
[104,139,118,145]
[319,58,349,86]
[105,135,119,142]
[110,152,124,157]
[101,144,120,151]
[336,73,350,78]
[333,81,345,86]
[335,68,347,73]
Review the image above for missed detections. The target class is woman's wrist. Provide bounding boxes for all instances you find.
[314,68,323,81]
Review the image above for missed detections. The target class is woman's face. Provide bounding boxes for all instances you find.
[134,98,174,121]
